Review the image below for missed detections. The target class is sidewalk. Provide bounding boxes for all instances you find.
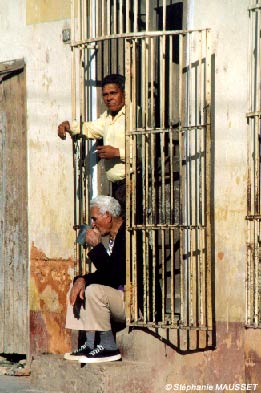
[0,375,40,393]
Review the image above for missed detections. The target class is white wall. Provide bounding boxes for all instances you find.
[190,0,249,322]
[0,0,75,258]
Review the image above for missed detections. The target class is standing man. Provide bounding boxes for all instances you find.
[64,195,125,363]
[58,74,126,212]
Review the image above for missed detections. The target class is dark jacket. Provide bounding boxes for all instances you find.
[80,223,126,289]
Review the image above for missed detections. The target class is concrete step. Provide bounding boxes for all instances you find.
[30,354,154,393]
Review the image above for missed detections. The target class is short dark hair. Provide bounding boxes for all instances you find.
[102,74,125,91]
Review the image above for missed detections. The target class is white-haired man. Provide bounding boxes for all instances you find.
[64,196,125,363]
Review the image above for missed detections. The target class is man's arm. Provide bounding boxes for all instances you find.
[96,145,120,159]
[58,112,107,140]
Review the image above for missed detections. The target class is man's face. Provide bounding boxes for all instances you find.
[102,83,125,113]
[90,206,111,236]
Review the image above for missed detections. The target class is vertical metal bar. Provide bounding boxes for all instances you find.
[170,227,175,324]
[161,229,166,324]
[198,227,204,326]
[185,32,192,328]
[88,0,91,41]
[254,12,260,216]
[77,0,84,275]
[141,38,146,224]
[195,32,200,327]
[198,33,205,325]
[83,1,87,266]
[250,220,254,325]
[146,0,149,31]
[141,36,148,322]
[150,37,156,222]
[144,38,149,225]
[253,219,259,327]
[71,0,79,275]
[101,0,105,36]
[95,0,99,37]
[113,0,117,34]
[246,226,251,325]
[253,8,260,327]
[247,8,254,326]
[133,136,138,322]
[71,0,76,121]
[125,39,132,325]
[142,228,147,322]
[257,8,261,118]
[131,39,139,322]
[169,35,174,222]
[134,0,138,32]
[179,33,185,325]
[205,29,212,329]
[126,0,130,33]
[107,0,111,35]
[160,35,166,223]
[163,0,166,31]
[132,41,137,227]
[198,32,203,227]
[248,10,254,217]
[119,0,123,34]
[77,0,81,42]
[150,37,157,322]
[168,35,176,323]
[189,227,193,326]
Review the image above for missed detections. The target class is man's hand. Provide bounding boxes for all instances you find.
[69,277,86,306]
[58,121,71,140]
[86,228,101,247]
[97,145,120,159]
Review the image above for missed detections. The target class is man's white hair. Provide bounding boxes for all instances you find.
[90,196,121,217]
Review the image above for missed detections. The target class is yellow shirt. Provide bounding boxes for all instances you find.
[71,107,125,182]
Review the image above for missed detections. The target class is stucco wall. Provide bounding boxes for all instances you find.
[0,0,77,354]
[189,0,249,324]
[0,0,75,259]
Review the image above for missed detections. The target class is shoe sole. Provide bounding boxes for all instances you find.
[64,353,85,361]
[79,354,122,364]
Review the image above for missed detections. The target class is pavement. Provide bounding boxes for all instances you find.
[0,375,39,393]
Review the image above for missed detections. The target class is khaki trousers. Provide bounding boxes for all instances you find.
[66,284,125,331]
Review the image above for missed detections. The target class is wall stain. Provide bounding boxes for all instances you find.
[30,242,74,354]
[218,252,224,261]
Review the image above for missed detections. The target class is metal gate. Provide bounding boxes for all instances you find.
[70,1,213,342]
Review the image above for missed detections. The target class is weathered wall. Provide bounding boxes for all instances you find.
[0,0,75,258]
[0,0,76,354]
[30,244,74,354]
[190,0,248,324]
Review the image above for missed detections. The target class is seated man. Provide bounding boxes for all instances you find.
[64,196,125,364]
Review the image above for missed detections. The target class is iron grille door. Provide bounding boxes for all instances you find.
[125,30,213,338]
[70,1,213,343]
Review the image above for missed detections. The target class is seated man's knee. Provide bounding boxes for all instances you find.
[85,284,103,300]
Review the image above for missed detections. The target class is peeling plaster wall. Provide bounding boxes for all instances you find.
[0,0,77,354]
[26,0,70,24]
[30,243,74,353]
[0,0,75,258]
